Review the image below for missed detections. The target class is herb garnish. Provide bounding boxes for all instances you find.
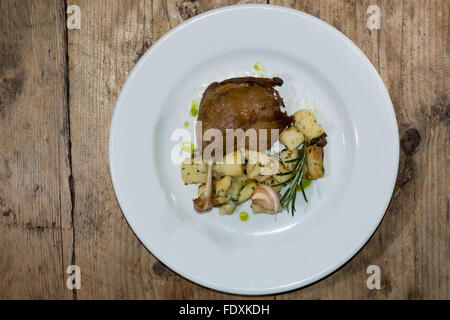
[273,143,309,215]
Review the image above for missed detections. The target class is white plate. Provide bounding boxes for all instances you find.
[109,5,399,295]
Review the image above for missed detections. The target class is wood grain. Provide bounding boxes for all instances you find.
[0,0,448,299]
[0,0,73,299]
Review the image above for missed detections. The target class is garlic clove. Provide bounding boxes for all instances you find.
[251,185,281,213]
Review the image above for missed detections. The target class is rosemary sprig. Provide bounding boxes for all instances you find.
[274,143,308,216]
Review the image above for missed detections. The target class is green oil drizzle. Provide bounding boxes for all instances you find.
[239,211,249,222]
[189,99,200,117]
[253,61,267,72]
[297,179,312,192]
[181,141,195,155]
[184,121,189,127]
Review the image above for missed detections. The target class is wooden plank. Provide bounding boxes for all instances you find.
[0,0,73,299]
[270,0,449,299]
[66,0,155,300]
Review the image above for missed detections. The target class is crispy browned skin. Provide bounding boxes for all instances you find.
[196,77,292,155]
[311,133,328,148]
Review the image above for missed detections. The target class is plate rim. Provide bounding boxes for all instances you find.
[109,4,399,295]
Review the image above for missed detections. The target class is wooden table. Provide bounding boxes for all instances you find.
[0,0,448,300]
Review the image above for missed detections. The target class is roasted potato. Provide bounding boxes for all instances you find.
[199,183,227,206]
[280,126,304,151]
[215,176,232,197]
[217,177,244,215]
[181,157,207,184]
[213,196,228,206]
[237,181,258,203]
[279,148,300,171]
[234,174,251,186]
[293,109,325,143]
[304,145,324,179]
[213,151,244,177]
[261,177,282,193]
[246,151,278,182]
[272,162,294,185]
[245,163,272,183]
[219,203,236,215]
[226,178,242,203]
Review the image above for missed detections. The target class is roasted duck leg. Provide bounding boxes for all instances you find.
[196,77,292,153]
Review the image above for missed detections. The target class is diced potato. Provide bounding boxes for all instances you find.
[245,151,278,182]
[251,203,266,213]
[226,178,242,203]
[235,174,251,186]
[280,126,304,151]
[279,148,300,171]
[220,177,243,215]
[245,163,271,183]
[219,203,236,215]
[215,176,232,197]
[304,145,324,180]
[261,177,282,193]
[198,181,233,207]
[198,183,225,206]
[293,109,325,143]
[213,196,227,206]
[213,151,244,177]
[181,157,207,184]
[272,162,294,185]
[247,150,277,166]
[237,181,257,203]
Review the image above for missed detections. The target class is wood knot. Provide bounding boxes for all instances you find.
[400,128,421,156]
[0,196,12,216]
[177,0,199,20]
[430,94,449,122]
[381,275,393,295]
[152,260,169,278]
[0,67,24,113]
